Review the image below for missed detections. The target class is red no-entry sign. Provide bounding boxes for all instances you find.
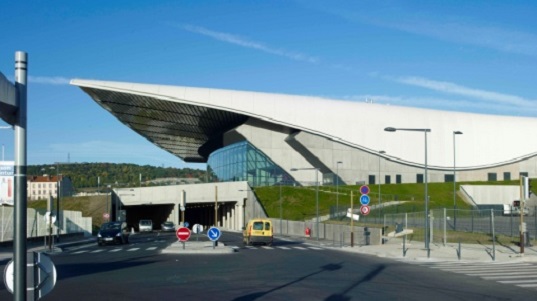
[176,227,191,242]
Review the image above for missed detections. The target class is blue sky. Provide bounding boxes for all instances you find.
[1,0,536,169]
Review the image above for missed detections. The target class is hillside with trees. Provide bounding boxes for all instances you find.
[27,163,206,191]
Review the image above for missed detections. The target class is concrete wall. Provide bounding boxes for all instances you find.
[460,185,521,205]
[0,207,92,242]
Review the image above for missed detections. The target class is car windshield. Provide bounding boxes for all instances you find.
[163,222,173,226]
[101,223,120,230]
[140,220,151,225]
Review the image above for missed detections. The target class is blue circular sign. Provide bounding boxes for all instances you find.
[360,194,370,206]
[207,226,222,241]
[184,221,190,228]
[360,185,370,195]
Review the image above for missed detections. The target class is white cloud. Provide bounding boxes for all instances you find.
[386,75,536,108]
[338,93,537,117]
[181,24,320,63]
[29,76,70,85]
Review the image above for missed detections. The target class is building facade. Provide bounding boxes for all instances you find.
[27,175,74,201]
[71,79,537,188]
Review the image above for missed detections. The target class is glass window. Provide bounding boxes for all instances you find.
[417,174,424,183]
[207,141,294,187]
[368,175,376,185]
[488,173,497,181]
[504,172,511,181]
[396,175,402,184]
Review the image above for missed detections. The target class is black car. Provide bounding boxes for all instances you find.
[97,222,129,246]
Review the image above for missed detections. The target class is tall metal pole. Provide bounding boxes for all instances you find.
[336,163,339,218]
[425,130,429,251]
[453,131,462,230]
[315,170,319,241]
[14,51,28,301]
[336,161,341,218]
[214,186,218,226]
[378,151,385,221]
[279,183,282,235]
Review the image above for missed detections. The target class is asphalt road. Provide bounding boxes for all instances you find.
[1,231,536,300]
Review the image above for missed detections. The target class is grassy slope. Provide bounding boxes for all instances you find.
[27,180,522,231]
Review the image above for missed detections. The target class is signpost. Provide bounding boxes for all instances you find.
[207,226,221,249]
[192,224,204,241]
[4,252,57,300]
[176,226,191,250]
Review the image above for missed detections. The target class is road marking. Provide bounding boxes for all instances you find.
[90,249,105,253]
[308,246,323,250]
[261,246,274,249]
[109,249,122,252]
[72,250,88,254]
[146,247,157,251]
[127,248,140,252]
[277,246,291,250]
[293,246,307,250]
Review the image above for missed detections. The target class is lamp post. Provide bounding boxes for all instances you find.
[453,131,463,230]
[385,127,431,250]
[336,161,342,219]
[291,167,320,241]
[378,150,385,221]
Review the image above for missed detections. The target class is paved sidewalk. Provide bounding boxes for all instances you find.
[307,236,537,263]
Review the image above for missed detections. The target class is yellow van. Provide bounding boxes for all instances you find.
[243,219,273,246]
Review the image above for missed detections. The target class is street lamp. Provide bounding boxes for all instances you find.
[291,167,320,241]
[378,151,385,221]
[453,131,463,230]
[384,127,431,250]
[336,161,342,219]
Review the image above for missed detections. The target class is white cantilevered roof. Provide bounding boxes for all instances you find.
[71,79,537,169]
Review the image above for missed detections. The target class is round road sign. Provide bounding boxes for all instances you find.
[359,185,370,195]
[176,227,191,242]
[360,205,370,215]
[359,195,370,206]
[192,224,204,234]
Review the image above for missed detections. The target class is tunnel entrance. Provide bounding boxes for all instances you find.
[125,204,174,231]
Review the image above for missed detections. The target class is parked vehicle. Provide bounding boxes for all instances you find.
[503,200,529,216]
[97,222,129,245]
[161,221,175,232]
[243,218,273,246]
[139,219,153,232]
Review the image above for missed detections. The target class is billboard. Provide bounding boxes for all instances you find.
[0,161,14,205]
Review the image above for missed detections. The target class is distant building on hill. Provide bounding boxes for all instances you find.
[27,175,75,201]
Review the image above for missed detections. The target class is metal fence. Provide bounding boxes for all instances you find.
[383,207,537,245]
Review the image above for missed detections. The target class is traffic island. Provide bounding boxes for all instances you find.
[161,241,236,254]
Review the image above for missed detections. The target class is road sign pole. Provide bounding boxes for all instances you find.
[14,51,28,301]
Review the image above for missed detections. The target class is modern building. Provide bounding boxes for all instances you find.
[71,79,537,189]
